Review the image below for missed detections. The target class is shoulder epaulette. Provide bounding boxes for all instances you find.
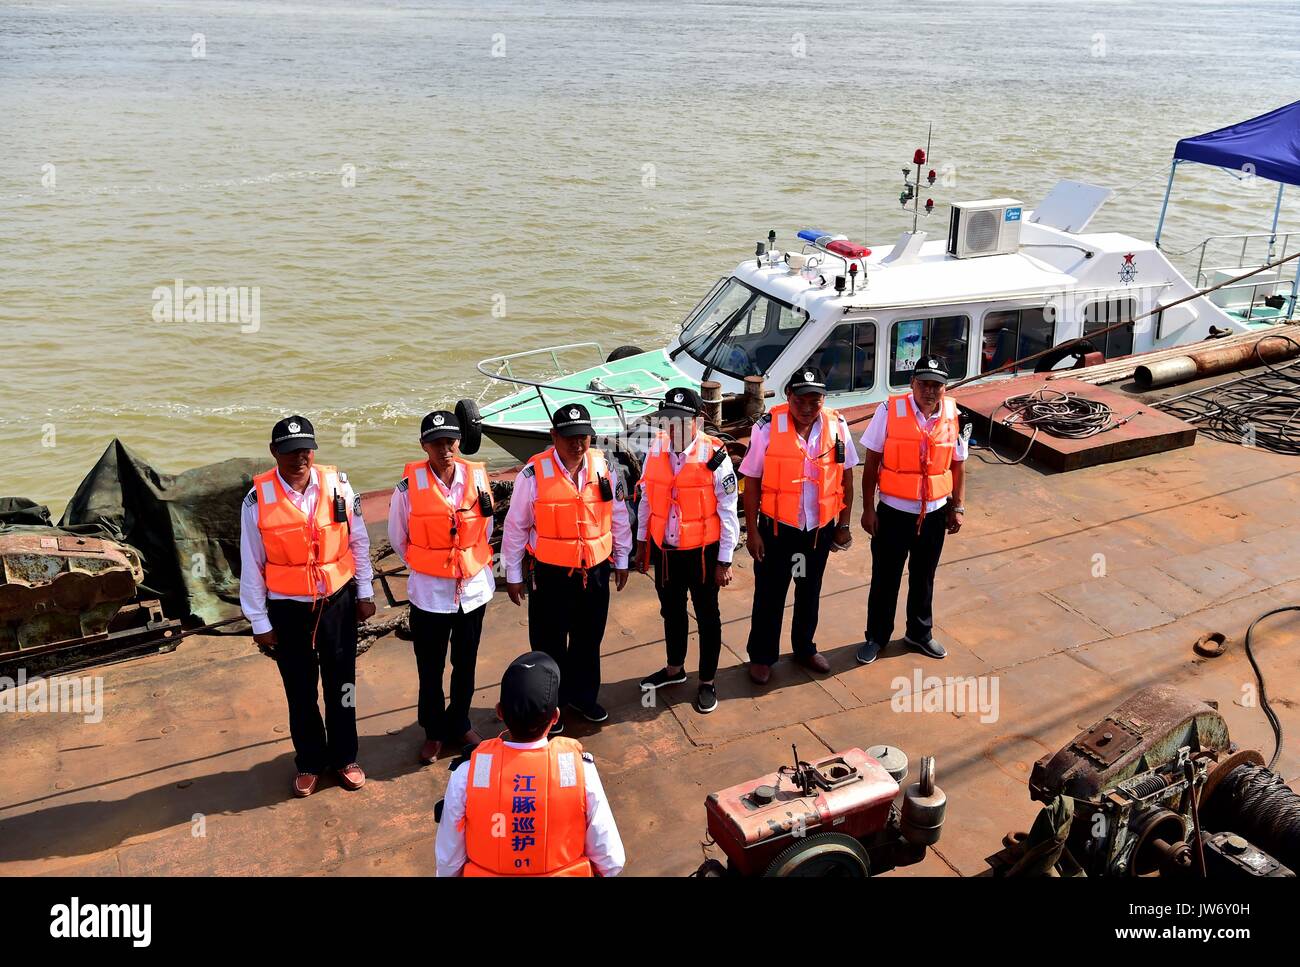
[755,413,771,428]
[581,752,595,764]
[243,489,257,508]
[338,471,349,483]
[397,477,409,492]
[521,464,535,479]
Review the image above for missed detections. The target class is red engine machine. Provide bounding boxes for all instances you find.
[696,744,946,877]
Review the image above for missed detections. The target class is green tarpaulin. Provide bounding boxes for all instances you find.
[57,440,263,624]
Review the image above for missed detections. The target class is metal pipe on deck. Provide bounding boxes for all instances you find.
[1134,332,1300,389]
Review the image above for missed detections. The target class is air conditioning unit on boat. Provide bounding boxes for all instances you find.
[946,198,1023,259]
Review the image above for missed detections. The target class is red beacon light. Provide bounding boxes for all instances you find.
[913,148,926,166]
[927,169,936,185]
[826,239,872,260]
[924,198,934,214]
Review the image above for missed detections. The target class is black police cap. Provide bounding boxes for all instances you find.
[271,415,318,453]
[420,410,462,442]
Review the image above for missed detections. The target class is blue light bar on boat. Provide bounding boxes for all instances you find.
[797,228,829,244]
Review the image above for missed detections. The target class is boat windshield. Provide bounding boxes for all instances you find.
[675,277,805,379]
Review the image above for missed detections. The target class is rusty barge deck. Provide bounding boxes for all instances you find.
[3,434,1300,877]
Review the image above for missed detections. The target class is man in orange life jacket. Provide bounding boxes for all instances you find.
[501,403,632,728]
[388,410,494,766]
[435,651,625,876]
[635,387,739,714]
[856,354,968,666]
[739,367,858,683]
[239,415,376,798]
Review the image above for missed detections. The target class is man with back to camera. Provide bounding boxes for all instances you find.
[435,651,625,877]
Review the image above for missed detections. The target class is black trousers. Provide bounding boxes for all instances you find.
[652,540,722,681]
[866,501,949,646]
[746,517,836,666]
[268,584,358,775]
[410,602,485,743]
[527,558,610,708]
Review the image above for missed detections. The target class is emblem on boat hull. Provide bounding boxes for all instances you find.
[1119,253,1137,285]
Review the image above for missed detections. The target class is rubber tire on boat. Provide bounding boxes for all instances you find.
[762,832,871,878]
[606,344,644,362]
[455,398,483,454]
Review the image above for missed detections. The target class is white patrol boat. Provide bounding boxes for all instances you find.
[458,107,1300,463]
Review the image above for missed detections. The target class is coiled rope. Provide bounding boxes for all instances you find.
[979,388,1140,465]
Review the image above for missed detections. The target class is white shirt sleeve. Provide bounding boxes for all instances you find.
[501,469,536,585]
[858,403,890,454]
[238,491,273,635]
[343,478,373,599]
[608,459,631,570]
[583,760,626,877]
[737,420,768,478]
[712,451,739,564]
[434,762,470,877]
[387,485,410,566]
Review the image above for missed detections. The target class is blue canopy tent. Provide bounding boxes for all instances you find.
[1154,100,1300,314]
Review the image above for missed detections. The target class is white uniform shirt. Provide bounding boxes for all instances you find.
[860,394,968,515]
[738,409,860,531]
[387,461,496,615]
[634,431,740,563]
[501,447,633,584]
[239,466,374,636]
[435,735,626,877]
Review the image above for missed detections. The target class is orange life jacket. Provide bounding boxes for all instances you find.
[254,465,356,597]
[759,404,846,529]
[878,394,959,505]
[462,736,593,877]
[638,432,724,550]
[403,458,493,580]
[526,448,614,569]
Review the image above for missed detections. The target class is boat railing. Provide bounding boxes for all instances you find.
[1190,232,1300,318]
[476,342,665,403]
[476,342,668,436]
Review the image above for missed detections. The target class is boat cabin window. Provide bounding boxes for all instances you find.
[1083,298,1136,358]
[676,277,805,379]
[805,322,877,393]
[980,307,1054,373]
[888,315,969,386]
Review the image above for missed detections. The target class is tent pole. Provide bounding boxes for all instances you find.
[1268,182,1285,262]
[1154,159,1178,250]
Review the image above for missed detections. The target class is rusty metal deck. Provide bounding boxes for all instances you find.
[952,373,1198,472]
[3,437,1300,877]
